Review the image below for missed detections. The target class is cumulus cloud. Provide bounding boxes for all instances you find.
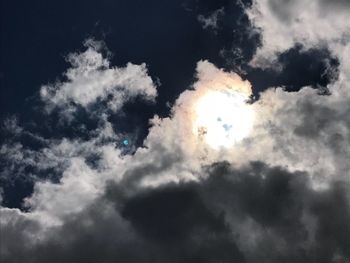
[0,40,159,225]
[246,0,350,73]
[2,162,350,263]
[40,39,157,114]
[1,26,350,262]
[227,0,350,189]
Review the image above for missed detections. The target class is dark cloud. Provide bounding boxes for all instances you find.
[288,94,350,171]
[293,101,343,139]
[2,162,349,263]
[201,162,350,263]
[121,185,228,242]
[310,182,350,262]
[267,0,350,22]
[319,0,350,11]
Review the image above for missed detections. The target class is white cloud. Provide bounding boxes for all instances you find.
[246,0,350,73]
[2,28,350,260]
[0,40,160,229]
[230,0,350,189]
[40,39,157,114]
[3,56,350,236]
[1,60,254,231]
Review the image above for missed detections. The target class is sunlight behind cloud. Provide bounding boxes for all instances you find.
[193,90,254,149]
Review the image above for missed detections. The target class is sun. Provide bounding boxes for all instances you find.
[193,89,254,149]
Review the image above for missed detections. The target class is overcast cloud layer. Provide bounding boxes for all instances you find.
[1,1,350,262]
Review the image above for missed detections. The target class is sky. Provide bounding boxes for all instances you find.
[1,0,350,262]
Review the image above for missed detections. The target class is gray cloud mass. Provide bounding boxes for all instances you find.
[2,162,350,263]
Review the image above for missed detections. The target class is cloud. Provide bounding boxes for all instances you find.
[2,162,350,263]
[193,0,346,191]
[40,39,157,115]
[246,0,350,74]
[202,162,350,262]
[1,33,350,263]
[0,40,159,223]
[142,60,350,191]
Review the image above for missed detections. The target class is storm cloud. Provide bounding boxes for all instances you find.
[2,162,350,263]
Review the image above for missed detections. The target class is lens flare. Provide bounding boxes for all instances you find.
[193,89,254,149]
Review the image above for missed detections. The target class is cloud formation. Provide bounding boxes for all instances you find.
[2,161,350,263]
[1,1,350,260]
[40,39,157,114]
[247,0,350,75]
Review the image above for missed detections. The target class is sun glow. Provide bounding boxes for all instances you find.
[193,89,254,149]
